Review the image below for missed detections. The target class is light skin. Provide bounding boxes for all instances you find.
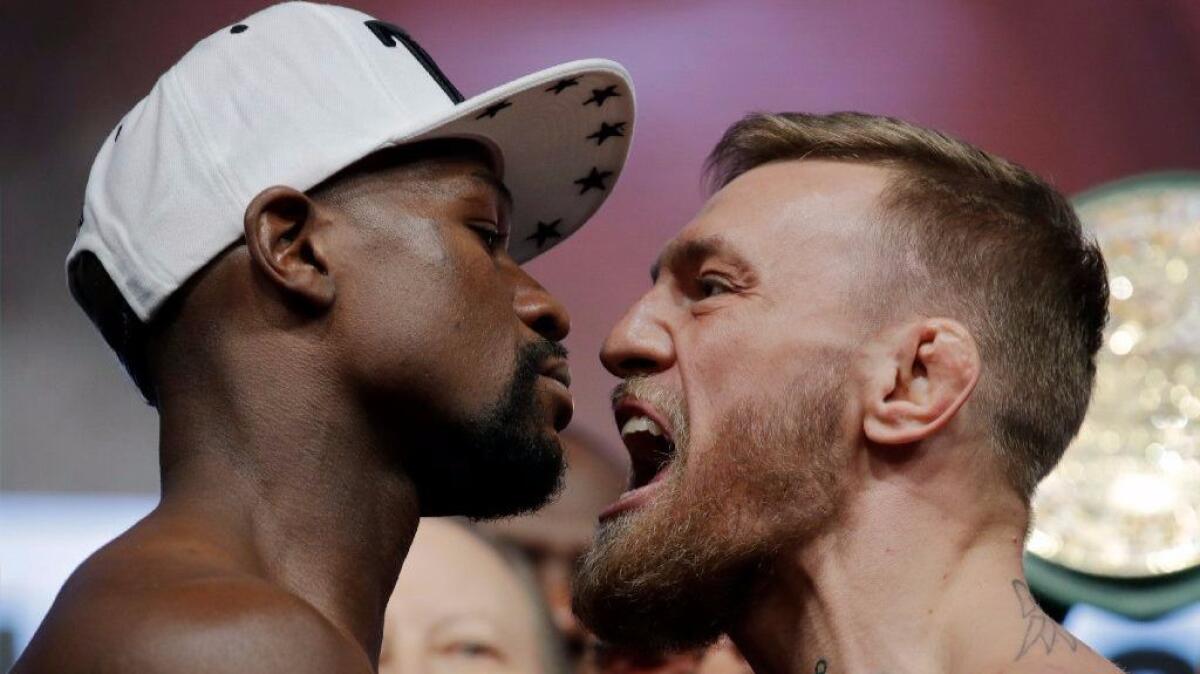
[380,519,546,674]
[14,144,573,674]
[589,160,1120,674]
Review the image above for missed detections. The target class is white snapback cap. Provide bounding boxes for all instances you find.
[68,1,635,323]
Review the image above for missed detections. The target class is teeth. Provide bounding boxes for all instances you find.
[621,416,664,438]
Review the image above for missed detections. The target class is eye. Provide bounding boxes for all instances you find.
[468,222,504,252]
[445,640,504,661]
[697,274,733,298]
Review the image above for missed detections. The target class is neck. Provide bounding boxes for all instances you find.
[730,456,1029,674]
[155,355,419,667]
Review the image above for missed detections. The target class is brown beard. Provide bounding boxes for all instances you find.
[572,365,847,653]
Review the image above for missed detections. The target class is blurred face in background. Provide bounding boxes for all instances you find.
[381,519,549,674]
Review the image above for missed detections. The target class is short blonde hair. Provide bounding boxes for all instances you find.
[706,112,1109,499]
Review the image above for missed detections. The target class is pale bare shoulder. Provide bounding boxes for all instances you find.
[987,581,1123,674]
[990,648,1123,674]
[996,646,1124,674]
[14,536,373,674]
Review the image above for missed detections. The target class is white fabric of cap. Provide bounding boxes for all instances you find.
[69,1,634,322]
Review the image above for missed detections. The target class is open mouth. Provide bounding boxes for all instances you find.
[618,407,675,489]
[599,398,678,521]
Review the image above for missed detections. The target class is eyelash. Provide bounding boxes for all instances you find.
[448,641,503,660]
[469,222,504,251]
[697,274,733,298]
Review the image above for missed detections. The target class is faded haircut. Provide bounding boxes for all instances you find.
[705,111,1109,499]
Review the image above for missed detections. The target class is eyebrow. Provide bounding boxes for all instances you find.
[650,234,752,282]
[469,170,514,213]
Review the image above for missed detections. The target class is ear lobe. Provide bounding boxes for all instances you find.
[244,186,336,311]
[863,319,981,447]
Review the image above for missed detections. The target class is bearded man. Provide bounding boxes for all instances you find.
[13,3,633,672]
[574,112,1120,674]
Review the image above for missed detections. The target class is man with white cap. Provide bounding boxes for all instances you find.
[13,3,633,672]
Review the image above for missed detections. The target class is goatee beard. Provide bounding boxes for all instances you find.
[411,339,568,519]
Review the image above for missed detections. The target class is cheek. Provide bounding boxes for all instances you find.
[335,235,520,413]
[675,314,817,472]
[680,313,798,417]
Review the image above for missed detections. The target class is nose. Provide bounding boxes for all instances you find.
[600,288,674,377]
[510,264,570,342]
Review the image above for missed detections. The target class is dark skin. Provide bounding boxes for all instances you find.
[14,142,572,673]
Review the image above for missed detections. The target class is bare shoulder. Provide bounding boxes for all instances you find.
[995,647,1124,674]
[13,539,372,674]
[986,581,1123,674]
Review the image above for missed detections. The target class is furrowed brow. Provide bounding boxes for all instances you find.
[651,235,749,282]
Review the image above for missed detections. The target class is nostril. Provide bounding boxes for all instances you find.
[619,356,659,375]
[531,314,567,341]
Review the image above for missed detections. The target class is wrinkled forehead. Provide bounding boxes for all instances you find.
[670,159,894,276]
[392,521,535,619]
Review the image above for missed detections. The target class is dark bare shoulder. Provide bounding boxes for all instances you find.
[13,531,372,674]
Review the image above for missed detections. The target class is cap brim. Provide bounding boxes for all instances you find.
[391,59,635,263]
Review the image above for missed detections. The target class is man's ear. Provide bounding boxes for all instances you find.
[243,186,335,311]
[861,318,981,446]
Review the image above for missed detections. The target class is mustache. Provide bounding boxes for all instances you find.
[522,338,568,366]
[505,338,568,404]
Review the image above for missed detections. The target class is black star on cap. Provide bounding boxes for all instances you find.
[545,77,580,95]
[574,167,613,194]
[475,100,512,120]
[586,121,626,146]
[583,85,621,107]
[526,219,563,249]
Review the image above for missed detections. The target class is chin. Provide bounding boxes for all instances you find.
[414,430,566,520]
[414,351,566,518]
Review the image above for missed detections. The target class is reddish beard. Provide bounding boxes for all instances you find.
[573,370,847,653]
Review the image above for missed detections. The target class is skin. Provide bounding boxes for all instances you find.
[13,144,572,673]
[481,431,626,659]
[482,433,752,674]
[380,519,546,674]
[594,639,752,674]
[594,160,1120,674]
